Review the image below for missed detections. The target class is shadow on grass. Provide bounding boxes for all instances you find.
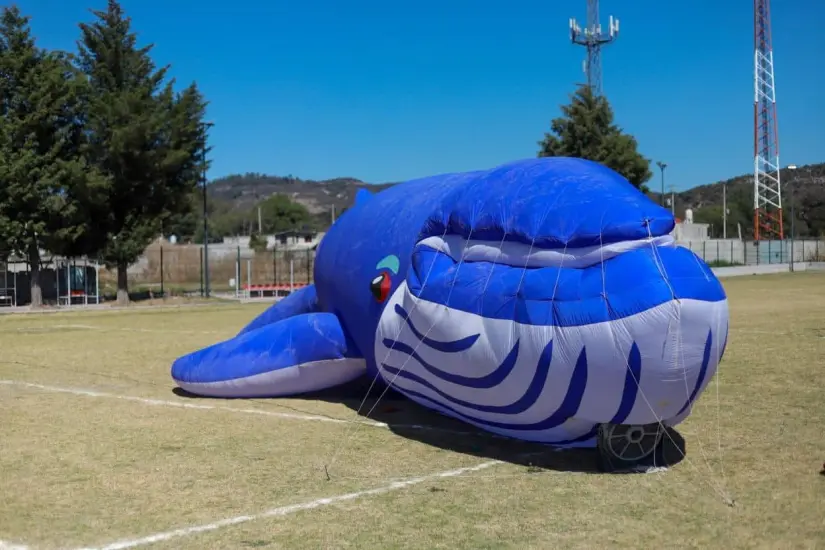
[173,377,686,474]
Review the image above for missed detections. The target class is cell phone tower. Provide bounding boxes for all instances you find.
[569,0,619,97]
[753,0,783,240]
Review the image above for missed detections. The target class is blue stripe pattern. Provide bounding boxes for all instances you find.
[381,340,553,414]
[393,304,479,352]
[381,337,519,389]
[609,343,642,425]
[675,330,713,417]
[392,346,589,432]
[381,305,711,444]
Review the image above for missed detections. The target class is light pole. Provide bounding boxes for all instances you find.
[201,121,214,298]
[787,165,797,237]
[787,164,797,268]
[656,161,667,206]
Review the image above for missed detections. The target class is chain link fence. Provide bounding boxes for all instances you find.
[3,239,825,307]
[135,243,315,297]
[679,239,825,266]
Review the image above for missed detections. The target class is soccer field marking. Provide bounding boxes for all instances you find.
[0,380,508,439]
[16,324,226,336]
[0,380,385,426]
[71,460,502,550]
[0,540,30,550]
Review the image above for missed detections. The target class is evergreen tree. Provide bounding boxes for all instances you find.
[538,85,652,191]
[0,6,99,307]
[75,0,207,304]
[162,187,202,242]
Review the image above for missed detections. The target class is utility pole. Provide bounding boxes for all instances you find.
[201,121,214,298]
[669,184,676,216]
[257,206,263,234]
[787,163,798,242]
[656,161,667,206]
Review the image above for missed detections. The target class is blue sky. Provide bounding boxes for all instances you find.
[19,0,824,190]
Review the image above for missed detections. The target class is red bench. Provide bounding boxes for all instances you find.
[242,283,309,298]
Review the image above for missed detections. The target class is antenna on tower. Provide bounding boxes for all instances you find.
[753,0,783,241]
[569,0,619,96]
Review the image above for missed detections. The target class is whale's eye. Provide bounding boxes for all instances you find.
[370,271,392,303]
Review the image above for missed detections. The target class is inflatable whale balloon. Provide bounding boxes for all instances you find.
[171,157,728,447]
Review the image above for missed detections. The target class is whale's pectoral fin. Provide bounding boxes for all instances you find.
[171,311,366,398]
[237,283,320,336]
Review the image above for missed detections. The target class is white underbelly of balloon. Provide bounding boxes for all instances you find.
[374,281,728,445]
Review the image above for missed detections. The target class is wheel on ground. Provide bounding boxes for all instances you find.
[597,422,664,467]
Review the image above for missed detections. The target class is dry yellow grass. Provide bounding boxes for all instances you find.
[0,272,824,549]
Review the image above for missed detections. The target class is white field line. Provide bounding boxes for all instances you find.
[73,460,502,550]
[0,380,503,439]
[0,380,684,453]
[0,541,30,550]
[16,324,225,335]
[0,380,384,426]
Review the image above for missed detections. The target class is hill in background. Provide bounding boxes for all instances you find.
[200,162,825,241]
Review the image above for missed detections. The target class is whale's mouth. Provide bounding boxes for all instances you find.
[416,234,675,270]
[406,232,679,307]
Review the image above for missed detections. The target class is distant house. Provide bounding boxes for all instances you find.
[270,229,323,250]
[222,229,325,251]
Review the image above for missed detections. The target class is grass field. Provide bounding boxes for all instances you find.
[1,272,824,549]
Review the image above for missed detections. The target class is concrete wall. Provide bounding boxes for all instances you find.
[222,233,325,250]
[712,262,825,278]
[671,222,709,241]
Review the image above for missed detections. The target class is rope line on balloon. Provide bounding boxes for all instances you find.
[594,220,670,477]
[355,215,524,479]
[645,223,732,504]
[353,191,560,476]
[348,222,485,478]
[643,222,731,501]
[323,176,541,478]
[678,235,730,496]
[321,223,452,478]
[366,219,484,406]
[589,219,722,498]
[631,221,733,505]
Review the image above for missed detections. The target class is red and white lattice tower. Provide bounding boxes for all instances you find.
[753,0,783,240]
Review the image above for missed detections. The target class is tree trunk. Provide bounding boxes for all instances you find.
[116,262,130,306]
[28,241,43,308]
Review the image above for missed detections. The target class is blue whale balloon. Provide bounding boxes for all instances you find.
[171,157,728,447]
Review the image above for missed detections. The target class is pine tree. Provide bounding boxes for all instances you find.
[75,0,208,305]
[0,6,99,307]
[538,85,652,191]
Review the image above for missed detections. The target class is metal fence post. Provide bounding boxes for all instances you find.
[235,245,241,298]
[160,244,164,296]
